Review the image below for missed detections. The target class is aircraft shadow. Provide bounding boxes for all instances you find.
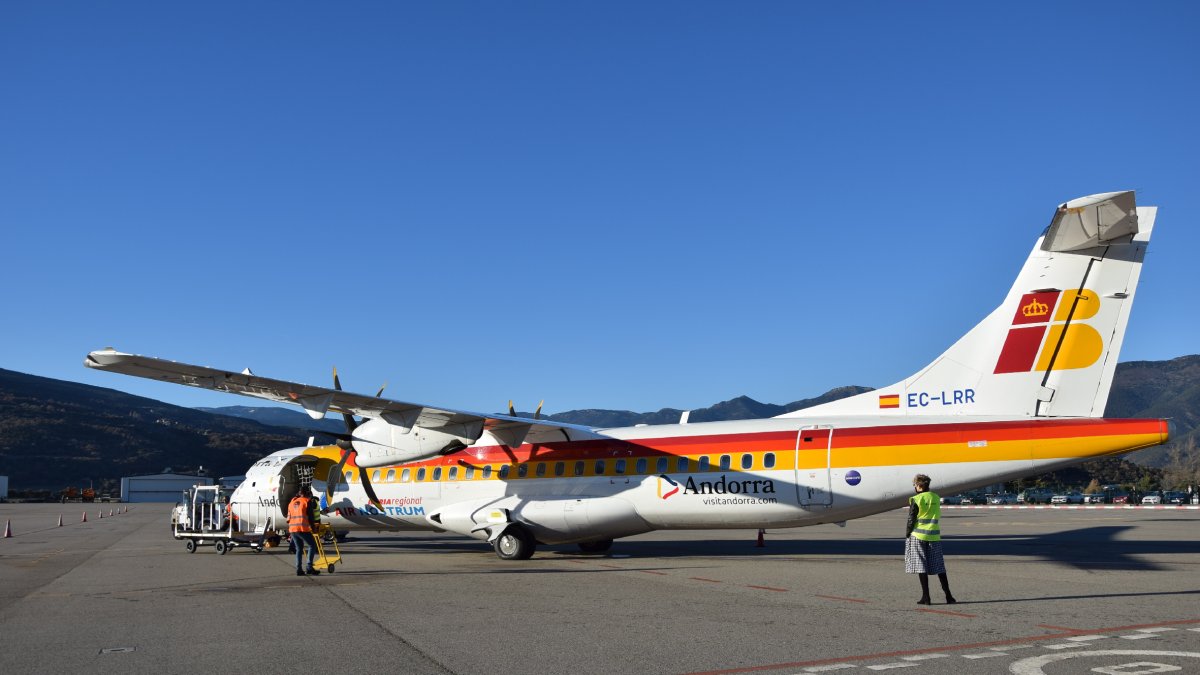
[335,525,1197,571]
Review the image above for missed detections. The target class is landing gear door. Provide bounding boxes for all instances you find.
[796,425,833,507]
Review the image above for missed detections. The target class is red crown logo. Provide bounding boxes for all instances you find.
[1021,299,1049,318]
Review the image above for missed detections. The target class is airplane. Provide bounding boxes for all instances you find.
[85,190,1171,560]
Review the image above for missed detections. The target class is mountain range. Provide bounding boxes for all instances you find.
[1,355,1196,491]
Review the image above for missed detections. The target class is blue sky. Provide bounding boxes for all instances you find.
[2,2,1197,416]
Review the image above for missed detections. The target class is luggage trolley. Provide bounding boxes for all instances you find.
[311,523,342,573]
[171,485,275,554]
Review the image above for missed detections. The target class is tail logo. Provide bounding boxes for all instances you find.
[1021,298,1049,318]
[994,290,1104,374]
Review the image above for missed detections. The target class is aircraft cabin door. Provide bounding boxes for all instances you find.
[795,425,833,507]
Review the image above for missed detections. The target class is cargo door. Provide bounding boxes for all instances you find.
[795,425,833,506]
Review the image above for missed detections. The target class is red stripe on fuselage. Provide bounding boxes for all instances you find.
[392,418,1165,467]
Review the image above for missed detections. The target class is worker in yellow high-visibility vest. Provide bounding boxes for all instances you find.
[905,473,957,605]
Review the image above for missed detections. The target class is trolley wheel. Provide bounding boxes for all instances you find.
[185,539,197,554]
[327,564,335,573]
[215,540,228,555]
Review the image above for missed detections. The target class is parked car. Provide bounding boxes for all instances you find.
[1050,491,1084,505]
[1018,488,1055,505]
[1081,493,1107,504]
[1110,492,1132,504]
[943,494,985,505]
[1141,493,1163,505]
[988,493,1017,505]
[1164,491,1189,505]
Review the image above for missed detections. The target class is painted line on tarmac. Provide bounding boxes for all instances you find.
[689,577,722,583]
[745,584,788,592]
[815,594,869,604]
[678,618,1200,675]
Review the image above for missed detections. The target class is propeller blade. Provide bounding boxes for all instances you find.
[534,400,544,420]
[375,383,387,398]
[326,449,351,502]
[359,465,384,511]
[332,366,358,432]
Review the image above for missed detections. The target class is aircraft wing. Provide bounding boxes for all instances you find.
[84,348,597,448]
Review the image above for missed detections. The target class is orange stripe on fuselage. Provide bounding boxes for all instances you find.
[351,418,1167,470]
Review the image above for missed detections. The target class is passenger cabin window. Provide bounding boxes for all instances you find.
[416,468,426,481]
[764,453,776,469]
[574,461,585,477]
[719,455,731,471]
[554,462,565,477]
[741,454,753,470]
[594,460,606,475]
[482,466,493,479]
[385,469,396,482]
[499,465,510,479]
[698,456,710,472]
[677,457,689,472]
[656,458,668,474]
[432,467,442,481]
[465,466,475,480]
[345,471,354,484]
[636,458,648,474]
[614,459,626,475]
[535,463,547,477]
[372,470,381,482]
[448,467,458,481]
[401,468,411,483]
[517,464,528,478]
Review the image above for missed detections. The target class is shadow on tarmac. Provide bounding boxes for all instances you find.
[335,524,1199,571]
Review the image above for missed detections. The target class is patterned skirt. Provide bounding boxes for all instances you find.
[904,537,946,574]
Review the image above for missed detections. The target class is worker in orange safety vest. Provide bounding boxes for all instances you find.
[287,485,321,576]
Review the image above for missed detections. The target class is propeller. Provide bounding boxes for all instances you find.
[508,400,544,420]
[327,367,385,511]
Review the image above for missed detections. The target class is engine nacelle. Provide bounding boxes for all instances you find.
[350,417,478,467]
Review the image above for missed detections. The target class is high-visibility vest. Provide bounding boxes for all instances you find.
[909,491,941,542]
[288,496,312,533]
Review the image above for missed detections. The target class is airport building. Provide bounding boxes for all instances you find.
[0,475,8,500]
[120,472,213,503]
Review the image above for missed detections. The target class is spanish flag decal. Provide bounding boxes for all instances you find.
[878,394,900,409]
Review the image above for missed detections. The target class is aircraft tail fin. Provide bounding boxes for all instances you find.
[781,191,1156,419]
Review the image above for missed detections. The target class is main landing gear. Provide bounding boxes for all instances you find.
[493,525,536,560]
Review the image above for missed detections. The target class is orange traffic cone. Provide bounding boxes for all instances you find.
[81,511,88,523]
[57,514,63,527]
[108,509,114,517]
[756,529,765,547]
[3,520,11,538]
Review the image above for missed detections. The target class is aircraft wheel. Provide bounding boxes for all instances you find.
[215,540,228,555]
[185,539,197,554]
[327,564,335,573]
[578,539,613,554]
[493,525,536,560]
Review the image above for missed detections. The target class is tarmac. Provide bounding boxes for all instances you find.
[1,502,1199,674]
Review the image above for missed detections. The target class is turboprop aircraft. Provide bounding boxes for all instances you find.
[86,191,1170,560]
